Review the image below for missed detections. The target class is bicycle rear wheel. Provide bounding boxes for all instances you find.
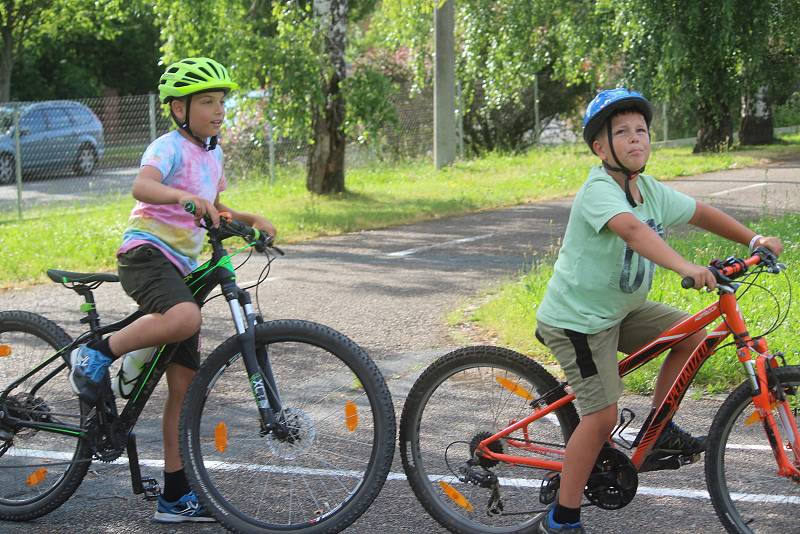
[399,345,579,534]
[0,310,92,520]
[180,319,396,534]
[705,365,800,534]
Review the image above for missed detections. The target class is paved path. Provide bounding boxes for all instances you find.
[1,157,799,533]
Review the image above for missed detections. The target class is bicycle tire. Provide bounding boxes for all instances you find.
[180,319,396,534]
[705,365,800,534]
[0,310,92,521]
[400,345,580,534]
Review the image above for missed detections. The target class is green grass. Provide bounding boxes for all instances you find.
[460,214,800,393]
[2,135,799,288]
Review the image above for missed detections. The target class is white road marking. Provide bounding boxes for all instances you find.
[387,234,494,257]
[8,445,794,503]
[708,182,768,197]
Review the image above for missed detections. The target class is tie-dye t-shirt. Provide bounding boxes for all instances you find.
[117,130,227,275]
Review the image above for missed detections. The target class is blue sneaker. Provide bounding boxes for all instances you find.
[531,506,585,533]
[154,490,216,523]
[68,344,112,404]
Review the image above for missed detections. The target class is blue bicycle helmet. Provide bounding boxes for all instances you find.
[582,89,653,150]
[582,89,654,207]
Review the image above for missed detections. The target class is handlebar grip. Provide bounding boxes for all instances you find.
[681,276,695,289]
[183,201,196,214]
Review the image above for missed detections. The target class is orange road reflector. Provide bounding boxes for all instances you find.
[215,422,228,453]
[496,376,533,400]
[27,467,47,487]
[345,400,359,432]
[0,344,11,357]
[438,481,474,512]
[745,403,777,426]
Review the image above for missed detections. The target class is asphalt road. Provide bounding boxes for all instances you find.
[1,157,800,533]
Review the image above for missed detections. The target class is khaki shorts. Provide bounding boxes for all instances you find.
[535,301,688,416]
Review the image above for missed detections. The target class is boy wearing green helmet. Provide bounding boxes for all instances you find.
[531,89,782,533]
[68,57,276,523]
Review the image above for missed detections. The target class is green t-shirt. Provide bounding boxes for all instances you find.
[536,166,696,334]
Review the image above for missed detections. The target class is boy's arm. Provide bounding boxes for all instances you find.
[132,166,220,226]
[606,213,717,289]
[689,201,783,255]
[215,197,277,237]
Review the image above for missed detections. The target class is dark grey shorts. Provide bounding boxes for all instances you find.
[117,245,200,371]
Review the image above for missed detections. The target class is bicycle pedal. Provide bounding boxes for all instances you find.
[141,477,161,501]
[539,471,560,504]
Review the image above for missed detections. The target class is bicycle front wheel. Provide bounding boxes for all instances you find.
[180,319,396,534]
[0,310,92,521]
[705,365,800,533]
[399,346,579,534]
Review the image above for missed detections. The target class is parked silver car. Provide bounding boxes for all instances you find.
[0,100,105,184]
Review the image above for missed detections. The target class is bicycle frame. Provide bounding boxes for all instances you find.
[0,228,284,450]
[477,285,800,478]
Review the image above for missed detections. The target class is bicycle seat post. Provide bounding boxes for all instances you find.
[74,285,102,336]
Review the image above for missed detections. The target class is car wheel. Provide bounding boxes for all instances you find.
[0,153,15,185]
[74,145,96,176]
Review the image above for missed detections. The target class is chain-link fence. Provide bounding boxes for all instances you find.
[1,90,797,222]
[0,91,437,221]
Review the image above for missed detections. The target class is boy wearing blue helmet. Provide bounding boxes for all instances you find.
[532,89,782,533]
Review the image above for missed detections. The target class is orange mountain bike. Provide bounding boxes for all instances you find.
[399,247,797,534]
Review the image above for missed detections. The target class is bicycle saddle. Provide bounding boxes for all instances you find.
[46,269,119,284]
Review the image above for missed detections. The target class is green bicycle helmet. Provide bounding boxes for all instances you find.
[158,57,238,103]
[158,57,238,151]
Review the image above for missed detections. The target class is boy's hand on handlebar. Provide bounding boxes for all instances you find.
[251,215,277,239]
[679,262,717,290]
[755,236,783,256]
[179,195,219,228]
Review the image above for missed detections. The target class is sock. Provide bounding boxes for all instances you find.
[552,504,581,526]
[162,469,190,502]
[90,337,117,360]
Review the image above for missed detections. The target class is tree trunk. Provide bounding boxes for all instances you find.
[693,99,734,153]
[740,86,773,145]
[0,26,13,102]
[307,0,347,195]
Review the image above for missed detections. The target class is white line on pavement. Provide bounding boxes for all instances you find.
[709,182,768,197]
[387,234,494,257]
[9,446,794,503]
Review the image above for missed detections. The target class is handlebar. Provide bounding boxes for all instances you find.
[681,247,783,289]
[183,201,282,255]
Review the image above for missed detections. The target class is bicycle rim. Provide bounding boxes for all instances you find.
[182,320,395,534]
[400,346,579,534]
[706,365,800,534]
[0,311,91,520]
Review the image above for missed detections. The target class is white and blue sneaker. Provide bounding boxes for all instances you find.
[154,490,216,523]
[68,344,112,404]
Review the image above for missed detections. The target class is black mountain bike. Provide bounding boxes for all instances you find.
[0,207,396,533]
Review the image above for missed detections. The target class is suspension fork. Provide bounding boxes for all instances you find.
[751,354,800,476]
[223,281,284,434]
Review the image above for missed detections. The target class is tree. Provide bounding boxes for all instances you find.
[371,0,593,154]
[1,0,126,101]
[736,0,800,145]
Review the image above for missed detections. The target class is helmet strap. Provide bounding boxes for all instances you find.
[603,122,646,208]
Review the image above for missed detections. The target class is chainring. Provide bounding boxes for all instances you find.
[584,446,638,510]
[469,431,504,468]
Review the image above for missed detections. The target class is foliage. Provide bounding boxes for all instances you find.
[371,1,596,153]
[12,2,160,99]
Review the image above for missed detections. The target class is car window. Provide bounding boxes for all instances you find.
[64,106,92,125]
[43,108,73,130]
[20,109,48,133]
